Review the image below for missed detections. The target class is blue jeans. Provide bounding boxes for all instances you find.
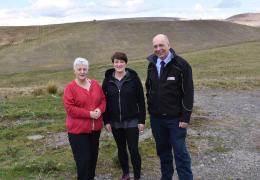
[150,115,193,180]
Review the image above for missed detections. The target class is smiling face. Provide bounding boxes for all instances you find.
[153,34,171,60]
[74,64,88,81]
[113,59,127,73]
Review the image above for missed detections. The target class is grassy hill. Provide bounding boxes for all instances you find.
[0,40,259,91]
[0,18,260,74]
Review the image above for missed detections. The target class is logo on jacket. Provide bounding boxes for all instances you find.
[167,76,175,80]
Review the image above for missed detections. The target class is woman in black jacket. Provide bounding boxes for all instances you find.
[102,52,146,180]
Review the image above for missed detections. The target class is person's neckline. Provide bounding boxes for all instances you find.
[114,70,127,81]
[75,79,92,91]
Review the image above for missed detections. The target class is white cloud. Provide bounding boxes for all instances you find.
[194,3,205,12]
[97,0,144,8]
[0,9,17,19]
[126,0,144,7]
[101,0,122,8]
[216,0,241,8]
[28,0,77,18]
[162,4,232,20]
[0,0,254,26]
[30,0,74,10]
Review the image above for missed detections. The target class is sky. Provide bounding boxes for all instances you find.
[0,0,259,26]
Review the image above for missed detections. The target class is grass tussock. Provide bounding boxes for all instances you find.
[32,87,45,96]
[46,81,58,94]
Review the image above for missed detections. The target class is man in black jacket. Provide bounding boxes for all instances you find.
[145,34,194,180]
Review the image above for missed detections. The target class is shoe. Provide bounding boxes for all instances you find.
[121,173,130,180]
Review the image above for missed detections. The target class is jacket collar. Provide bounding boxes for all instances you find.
[147,48,176,64]
[104,68,138,80]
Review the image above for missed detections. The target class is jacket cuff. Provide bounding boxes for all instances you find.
[180,110,192,123]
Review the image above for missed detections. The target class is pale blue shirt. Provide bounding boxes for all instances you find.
[156,52,174,77]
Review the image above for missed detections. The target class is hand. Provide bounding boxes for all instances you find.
[90,111,98,119]
[94,108,101,119]
[179,121,188,128]
[138,124,145,133]
[105,124,112,132]
[90,108,102,119]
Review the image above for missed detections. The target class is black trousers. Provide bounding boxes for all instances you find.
[68,131,101,180]
[112,127,141,179]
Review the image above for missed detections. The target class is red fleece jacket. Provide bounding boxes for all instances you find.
[63,80,106,134]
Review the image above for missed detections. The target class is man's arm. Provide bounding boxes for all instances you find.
[181,62,194,123]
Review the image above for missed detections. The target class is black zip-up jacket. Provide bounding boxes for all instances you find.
[145,49,194,123]
[102,68,146,125]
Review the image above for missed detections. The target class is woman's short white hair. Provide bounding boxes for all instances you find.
[73,57,89,70]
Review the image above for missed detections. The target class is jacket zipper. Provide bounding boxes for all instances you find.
[108,80,123,122]
[109,78,131,122]
[118,89,122,122]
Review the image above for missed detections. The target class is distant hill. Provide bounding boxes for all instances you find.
[226,13,260,27]
[0,18,260,74]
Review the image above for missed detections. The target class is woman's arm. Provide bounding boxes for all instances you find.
[63,86,91,118]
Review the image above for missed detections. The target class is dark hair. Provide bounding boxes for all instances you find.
[111,52,128,63]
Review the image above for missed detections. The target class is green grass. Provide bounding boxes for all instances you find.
[0,124,159,179]
[0,91,157,179]
[1,40,259,90]
[0,96,225,179]
[0,95,65,120]
[0,70,73,88]
[0,100,204,179]
[185,40,260,90]
[0,142,75,179]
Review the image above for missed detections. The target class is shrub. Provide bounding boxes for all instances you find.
[46,81,58,94]
[32,88,45,96]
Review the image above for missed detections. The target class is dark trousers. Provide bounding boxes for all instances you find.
[112,127,141,179]
[68,131,101,180]
[150,116,193,180]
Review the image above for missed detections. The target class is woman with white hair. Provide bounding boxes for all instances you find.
[63,57,106,180]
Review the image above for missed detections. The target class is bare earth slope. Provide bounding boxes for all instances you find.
[227,12,260,27]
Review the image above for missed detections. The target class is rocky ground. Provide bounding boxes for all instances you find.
[191,90,260,180]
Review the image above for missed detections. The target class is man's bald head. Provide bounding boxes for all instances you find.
[152,34,171,60]
[153,34,170,45]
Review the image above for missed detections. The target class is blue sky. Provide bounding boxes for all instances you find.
[0,0,259,26]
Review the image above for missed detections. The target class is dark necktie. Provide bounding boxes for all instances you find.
[160,61,165,78]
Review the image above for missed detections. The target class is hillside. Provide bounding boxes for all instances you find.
[0,40,259,179]
[0,18,260,74]
[226,12,260,27]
